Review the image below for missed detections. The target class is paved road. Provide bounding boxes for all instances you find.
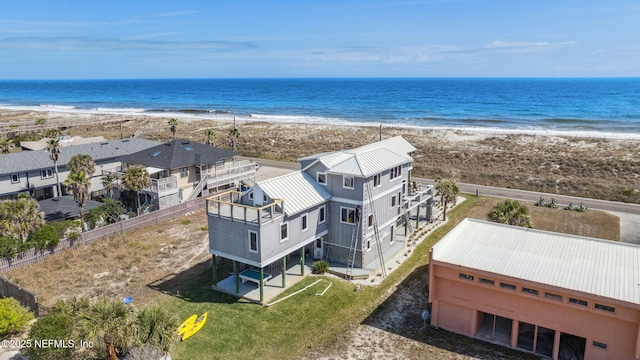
[239,157,640,244]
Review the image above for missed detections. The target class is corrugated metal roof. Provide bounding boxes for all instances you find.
[0,138,160,175]
[432,218,640,306]
[258,171,331,216]
[310,136,414,177]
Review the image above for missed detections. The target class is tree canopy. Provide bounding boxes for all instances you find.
[487,199,533,228]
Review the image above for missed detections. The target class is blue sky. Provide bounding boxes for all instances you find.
[1,0,639,79]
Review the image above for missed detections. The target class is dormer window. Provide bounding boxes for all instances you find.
[317,172,327,185]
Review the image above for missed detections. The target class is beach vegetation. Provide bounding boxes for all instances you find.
[546,198,557,208]
[64,171,91,222]
[45,138,62,196]
[67,153,96,176]
[0,297,34,336]
[0,196,45,242]
[85,199,126,229]
[488,199,533,228]
[121,165,151,215]
[204,129,217,146]
[28,224,60,250]
[435,178,459,221]
[101,172,118,199]
[44,127,61,139]
[0,136,14,154]
[168,118,178,139]
[35,118,47,125]
[535,197,546,206]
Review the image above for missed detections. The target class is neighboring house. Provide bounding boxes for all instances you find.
[38,195,103,221]
[0,138,160,201]
[118,139,256,210]
[207,136,434,302]
[428,218,640,360]
[20,135,107,151]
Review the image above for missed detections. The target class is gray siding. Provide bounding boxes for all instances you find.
[208,216,262,265]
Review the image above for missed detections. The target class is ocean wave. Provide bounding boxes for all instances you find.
[39,104,78,109]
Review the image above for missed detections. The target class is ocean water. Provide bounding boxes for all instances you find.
[0,78,639,138]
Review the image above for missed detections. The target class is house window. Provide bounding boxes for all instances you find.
[390,165,402,180]
[179,167,188,178]
[41,168,53,179]
[479,278,495,285]
[343,176,354,189]
[391,195,396,207]
[301,214,308,231]
[368,214,373,228]
[458,273,474,281]
[500,282,516,290]
[568,297,588,306]
[340,207,355,224]
[366,237,371,251]
[249,192,254,200]
[544,292,563,301]
[318,206,326,224]
[248,231,258,254]
[522,287,539,296]
[390,225,394,243]
[595,304,615,313]
[593,341,607,350]
[10,174,20,184]
[263,194,267,202]
[280,223,288,241]
[373,173,381,187]
[317,172,327,185]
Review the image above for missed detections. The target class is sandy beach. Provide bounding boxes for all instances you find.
[2,109,639,204]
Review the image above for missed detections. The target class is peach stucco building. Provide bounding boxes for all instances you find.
[428,219,640,360]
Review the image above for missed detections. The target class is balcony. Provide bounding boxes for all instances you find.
[206,190,283,226]
[145,176,178,195]
[205,160,256,190]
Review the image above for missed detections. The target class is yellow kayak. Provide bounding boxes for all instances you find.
[182,312,208,341]
[177,314,197,336]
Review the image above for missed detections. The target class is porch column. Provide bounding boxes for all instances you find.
[211,254,218,286]
[300,247,305,276]
[259,267,264,303]
[511,320,519,348]
[416,206,420,228]
[553,328,561,360]
[281,256,286,288]
[233,261,240,294]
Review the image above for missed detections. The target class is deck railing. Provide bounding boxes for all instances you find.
[206,190,283,225]
[205,160,256,189]
[145,176,178,194]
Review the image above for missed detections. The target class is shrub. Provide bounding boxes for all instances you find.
[311,260,329,274]
[24,312,75,360]
[181,219,191,225]
[0,297,34,336]
[28,224,60,250]
[0,235,19,259]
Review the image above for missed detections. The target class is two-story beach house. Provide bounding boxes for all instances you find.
[207,136,434,302]
[118,139,257,210]
[0,138,160,200]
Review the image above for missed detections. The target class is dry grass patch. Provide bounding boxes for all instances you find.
[5,211,210,307]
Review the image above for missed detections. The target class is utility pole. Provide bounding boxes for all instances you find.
[232,116,237,152]
[379,124,382,141]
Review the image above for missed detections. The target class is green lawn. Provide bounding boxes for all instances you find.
[161,196,482,360]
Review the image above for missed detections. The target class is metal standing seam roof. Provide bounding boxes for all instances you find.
[432,218,640,306]
[257,171,331,216]
[0,138,161,175]
[299,136,414,177]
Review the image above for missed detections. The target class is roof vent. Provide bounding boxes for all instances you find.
[100,142,109,145]
[122,139,129,142]
[182,141,190,145]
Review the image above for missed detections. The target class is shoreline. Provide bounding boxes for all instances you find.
[1,105,640,140]
[1,108,639,204]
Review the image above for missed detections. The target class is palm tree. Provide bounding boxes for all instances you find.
[101,173,118,199]
[68,154,96,177]
[228,127,239,151]
[204,129,217,147]
[64,171,91,222]
[121,166,151,215]
[44,127,61,139]
[488,199,533,228]
[168,118,178,140]
[78,297,134,360]
[45,139,62,197]
[1,197,44,241]
[435,178,459,221]
[0,136,13,154]
[133,306,178,355]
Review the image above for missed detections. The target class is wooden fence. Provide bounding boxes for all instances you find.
[0,197,207,273]
[0,276,43,316]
